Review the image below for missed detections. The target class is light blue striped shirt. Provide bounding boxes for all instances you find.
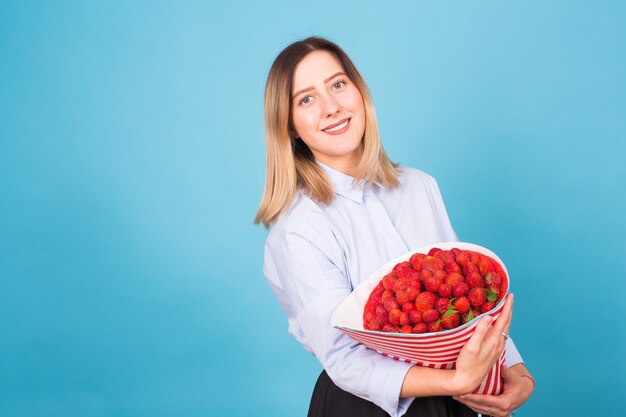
[263,162,523,417]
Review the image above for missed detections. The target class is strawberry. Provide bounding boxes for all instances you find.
[485,272,503,288]
[435,297,450,314]
[383,323,398,333]
[422,309,440,323]
[428,320,443,333]
[384,299,399,312]
[405,286,420,302]
[478,257,494,276]
[382,274,396,291]
[438,283,453,298]
[444,261,462,274]
[395,289,411,305]
[400,324,413,333]
[399,311,410,326]
[452,296,471,314]
[434,250,455,263]
[412,322,428,333]
[441,307,461,330]
[409,310,423,324]
[395,277,409,291]
[420,269,433,281]
[454,250,470,267]
[414,291,437,312]
[409,253,425,271]
[392,261,412,274]
[366,317,382,331]
[485,285,500,302]
[421,256,445,272]
[445,272,465,287]
[469,251,482,264]
[433,269,447,280]
[395,265,415,280]
[402,302,416,313]
[453,282,470,297]
[480,301,496,314]
[463,262,479,276]
[468,287,486,308]
[427,247,441,256]
[381,290,394,303]
[388,308,402,325]
[466,272,484,288]
[424,277,442,293]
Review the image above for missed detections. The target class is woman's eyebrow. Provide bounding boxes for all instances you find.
[292,72,347,98]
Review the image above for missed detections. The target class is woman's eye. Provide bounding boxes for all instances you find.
[332,80,346,89]
[299,95,312,105]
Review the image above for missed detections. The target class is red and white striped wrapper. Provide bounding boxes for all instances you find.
[330,242,510,395]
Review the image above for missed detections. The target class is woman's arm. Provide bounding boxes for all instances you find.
[452,363,534,417]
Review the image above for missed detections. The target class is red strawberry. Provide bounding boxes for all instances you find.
[400,324,413,333]
[382,274,396,291]
[388,308,402,325]
[421,255,445,271]
[433,269,446,280]
[438,283,453,298]
[383,323,399,332]
[392,261,412,274]
[427,247,441,256]
[422,309,439,323]
[480,301,496,314]
[412,322,428,333]
[395,278,409,291]
[435,297,450,314]
[395,289,411,305]
[441,308,461,330]
[463,262,479,276]
[420,269,433,281]
[409,253,426,271]
[409,310,423,324]
[428,320,443,333]
[478,258,494,276]
[455,250,470,267]
[434,250,455,263]
[395,265,415,280]
[452,282,470,297]
[402,302,416,313]
[405,286,420,302]
[445,272,465,287]
[366,317,382,330]
[452,296,471,314]
[485,272,503,288]
[414,291,437,312]
[468,287,486,308]
[381,290,394,303]
[375,306,388,322]
[469,251,481,264]
[444,261,462,273]
[466,272,484,288]
[384,299,399,312]
[424,277,442,293]
[399,311,410,326]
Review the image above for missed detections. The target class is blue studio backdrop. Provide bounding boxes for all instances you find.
[1,1,624,416]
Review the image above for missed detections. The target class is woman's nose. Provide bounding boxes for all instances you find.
[320,94,340,117]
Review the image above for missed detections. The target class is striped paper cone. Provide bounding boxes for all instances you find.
[331,242,509,395]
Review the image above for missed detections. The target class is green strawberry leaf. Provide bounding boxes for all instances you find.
[444,307,458,319]
[485,273,492,284]
[486,288,498,302]
[464,310,475,323]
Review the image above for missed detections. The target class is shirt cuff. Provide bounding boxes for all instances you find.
[505,337,524,366]
[368,358,414,417]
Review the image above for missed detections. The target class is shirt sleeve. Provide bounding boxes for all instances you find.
[265,210,414,417]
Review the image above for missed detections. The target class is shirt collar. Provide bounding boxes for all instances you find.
[317,161,367,204]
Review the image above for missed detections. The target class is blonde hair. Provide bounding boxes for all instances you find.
[255,37,399,227]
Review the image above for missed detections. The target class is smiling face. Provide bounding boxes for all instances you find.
[290,50,366,175]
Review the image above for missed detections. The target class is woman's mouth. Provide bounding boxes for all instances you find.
[322,118,351,135]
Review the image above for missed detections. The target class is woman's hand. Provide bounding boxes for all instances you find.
[450,293,514,394]
[452,363,534,417]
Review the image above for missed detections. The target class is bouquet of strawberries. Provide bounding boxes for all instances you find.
[331,242,509,395]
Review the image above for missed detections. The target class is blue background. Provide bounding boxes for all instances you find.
[1,1,624,416]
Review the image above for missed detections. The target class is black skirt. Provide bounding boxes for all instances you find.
[308,370,478,417]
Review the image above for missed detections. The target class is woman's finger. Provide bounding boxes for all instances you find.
[492,293,513,336]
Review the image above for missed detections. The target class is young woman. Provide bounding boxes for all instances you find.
[255,37,534,417]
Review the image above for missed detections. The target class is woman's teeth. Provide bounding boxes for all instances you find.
[324,119,349,132]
